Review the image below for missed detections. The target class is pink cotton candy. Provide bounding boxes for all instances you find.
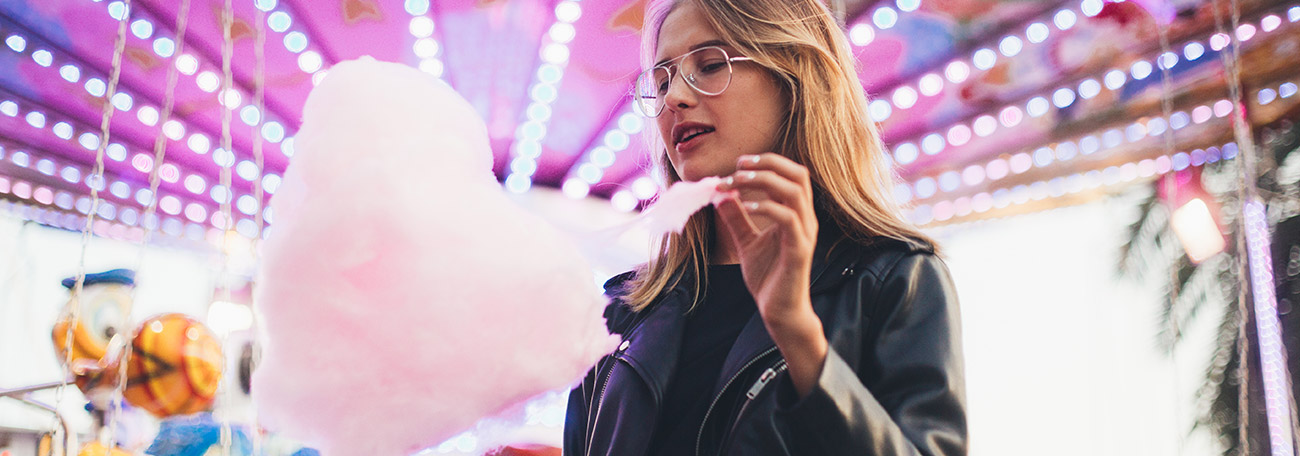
[642,177,724,234]
[252,58,621,456]
[591,177,724,244]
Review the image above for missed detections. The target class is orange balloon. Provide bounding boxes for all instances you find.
[123,314,224,418]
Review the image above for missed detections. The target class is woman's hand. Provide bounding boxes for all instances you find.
[715,153,828,397]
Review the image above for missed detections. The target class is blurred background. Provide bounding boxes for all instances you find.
[0,0,1298,454]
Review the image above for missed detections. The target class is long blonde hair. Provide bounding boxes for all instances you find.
[622,0,935,312]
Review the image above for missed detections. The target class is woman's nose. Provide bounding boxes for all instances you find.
[662,70,698,113]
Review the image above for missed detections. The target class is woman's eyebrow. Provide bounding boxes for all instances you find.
[654,39,730,67]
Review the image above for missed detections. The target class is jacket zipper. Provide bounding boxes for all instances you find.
[585,349,623,456]
[745,360,788,400]
[695,346,779,456]
[714,359,789,455]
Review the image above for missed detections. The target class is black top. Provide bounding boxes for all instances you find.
[646,264,757,456]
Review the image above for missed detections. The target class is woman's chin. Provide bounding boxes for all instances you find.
[676,167,732,183]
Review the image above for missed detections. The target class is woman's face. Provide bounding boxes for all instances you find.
[654,2,788,182]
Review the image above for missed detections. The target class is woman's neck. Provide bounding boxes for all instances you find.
[707,207,776,265]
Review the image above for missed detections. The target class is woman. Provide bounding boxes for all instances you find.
[564,0,966,455]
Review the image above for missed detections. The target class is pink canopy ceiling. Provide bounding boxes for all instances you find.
[0,0,1298,240]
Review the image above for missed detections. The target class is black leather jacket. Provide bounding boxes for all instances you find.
[564,225,967,456]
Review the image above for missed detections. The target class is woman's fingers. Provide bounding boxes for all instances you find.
[739,199,805,242]
[714,194,760,249]
[718,170,807,211]
[736,153,812,192]
[716,153,817,237]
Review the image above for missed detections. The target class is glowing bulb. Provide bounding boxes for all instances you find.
[555,1,582,23]
[1053,9,1077,30]
[972,48,996,70]
[893,142,919,164]
[998,35,1023,57]
[945,60,970,83]
[1026,22,1050,43]
[5,35,26,52]
[542,43,570,64]
[60,64,81,83]
[562,178,589,199]
[85,78,107,97]
[1026,96,1050,117]
[176,54,199,75]
[868,99,892,122]
[892,86,917,109]
[1052,87,1076,108]
[918,73,943,96]
[611,190,637,212]
[632,177,659,200]
[131,20,153,39]
[153,37,175,57]
[947,124,972,146]
[268,12,292,32]
[549,23,576,44]
[196,71,220,92]
[284,32,308,53]
[873,7,899,29]
[413,38,439,58]
[220,89,242,109]
[1171,198,1225,263]
[1131,60,1153,80]
[849,23,875,46]
[1077,79,1101,99]
[921,134,945,155]
[1104,69,1126,90]
[409,16,435,37]
[298,51,323,73]
[972,115,996,137]
[163,120,185,140]
[31,49,52,67]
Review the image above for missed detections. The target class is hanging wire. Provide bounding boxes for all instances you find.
[1211,0,1300,453]
[1206,0,1256,450]
[248,1,268,453]
[101,0,195,453]
[54,0,132,452]
[218,0,238,454]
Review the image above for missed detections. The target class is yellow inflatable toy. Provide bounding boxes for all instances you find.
[49,269,225,418]
[51,269,134,404]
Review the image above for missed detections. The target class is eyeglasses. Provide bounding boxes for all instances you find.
[633,46,753,117]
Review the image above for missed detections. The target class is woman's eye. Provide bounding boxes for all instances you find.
[700,62,727,73]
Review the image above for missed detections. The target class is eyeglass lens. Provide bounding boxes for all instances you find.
[635,47,735,116]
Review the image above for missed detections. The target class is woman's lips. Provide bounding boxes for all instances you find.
[675,130,712,153]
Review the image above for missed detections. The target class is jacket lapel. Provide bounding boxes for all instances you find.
[618,287,688,406]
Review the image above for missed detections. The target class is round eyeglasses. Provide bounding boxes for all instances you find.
[633,46,753,117]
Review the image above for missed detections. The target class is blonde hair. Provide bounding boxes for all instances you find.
[622,0,935,312]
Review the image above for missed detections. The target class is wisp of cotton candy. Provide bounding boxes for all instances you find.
[252,57,622,455]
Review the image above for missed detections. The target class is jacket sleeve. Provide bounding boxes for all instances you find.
[774,252,967,456]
